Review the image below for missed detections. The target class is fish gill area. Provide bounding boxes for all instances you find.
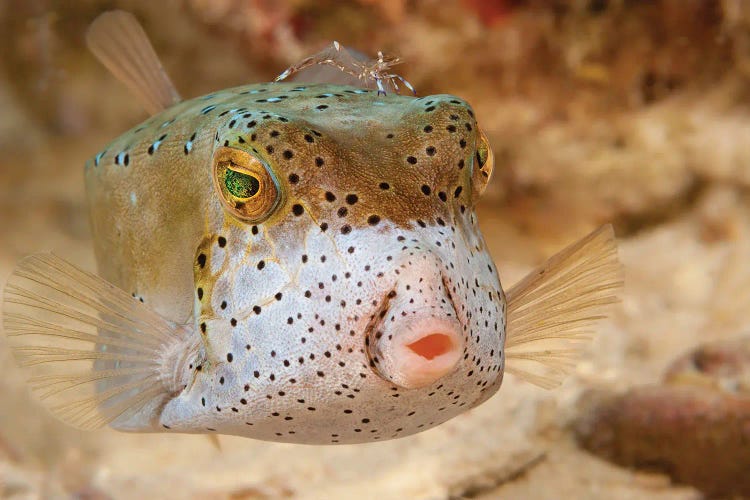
[0,1,749,498]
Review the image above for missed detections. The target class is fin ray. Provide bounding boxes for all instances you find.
[504,225,623,389]
[86,10,181,115]
[4,314,157,352]
[5,286,165,347]
[2,254,193,430]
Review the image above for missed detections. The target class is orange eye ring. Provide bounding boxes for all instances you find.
[212,147,281,223]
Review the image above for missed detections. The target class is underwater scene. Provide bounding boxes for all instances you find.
[0,1,748,498]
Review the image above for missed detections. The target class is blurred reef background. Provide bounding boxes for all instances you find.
[1,0,750,498]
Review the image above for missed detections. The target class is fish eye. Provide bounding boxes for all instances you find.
[472,127,494,198]
[212,147,281,222]
[224,169,260,198]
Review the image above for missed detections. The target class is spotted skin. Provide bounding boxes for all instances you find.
[85,83,504,444]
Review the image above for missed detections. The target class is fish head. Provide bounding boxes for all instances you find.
[193,86,504,442]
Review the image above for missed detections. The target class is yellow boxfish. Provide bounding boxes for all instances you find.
[2,11,622,444]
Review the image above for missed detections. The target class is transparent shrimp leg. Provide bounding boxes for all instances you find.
[376,77,387,96]
[393,75,417,95]
[275,41,417,96]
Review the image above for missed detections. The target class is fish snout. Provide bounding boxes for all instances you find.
[384,316,463,389]
[367,282,464,389]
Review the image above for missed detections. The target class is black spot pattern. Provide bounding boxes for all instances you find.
[90,83,503,445]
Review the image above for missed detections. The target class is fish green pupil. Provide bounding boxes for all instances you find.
[476,145,489,168]
[225,169,260,198]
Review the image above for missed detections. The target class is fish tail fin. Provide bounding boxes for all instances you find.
[504,225,623,389]
[86,10,181,115]
[2,254,197,430]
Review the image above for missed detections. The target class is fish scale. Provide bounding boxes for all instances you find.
[2,10,623,444]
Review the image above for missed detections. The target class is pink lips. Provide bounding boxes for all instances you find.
[379,316,464,389]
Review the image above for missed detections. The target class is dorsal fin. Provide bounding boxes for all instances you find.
[86,10,181,115]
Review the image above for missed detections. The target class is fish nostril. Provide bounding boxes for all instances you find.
[406,333,455,361]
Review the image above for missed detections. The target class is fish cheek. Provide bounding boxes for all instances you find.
[193,236,222,321]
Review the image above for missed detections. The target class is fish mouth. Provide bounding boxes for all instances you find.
[365,277,464,389]
[387,317,463,388]
[406,333,456,360]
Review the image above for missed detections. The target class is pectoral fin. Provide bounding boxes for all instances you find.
[504,225,623,389]
[2,254,194,430]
